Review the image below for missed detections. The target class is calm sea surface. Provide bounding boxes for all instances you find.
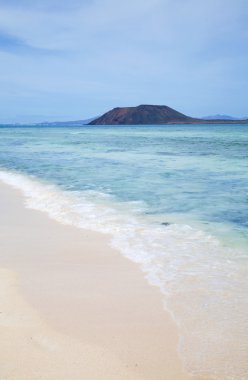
[0,124,247,379]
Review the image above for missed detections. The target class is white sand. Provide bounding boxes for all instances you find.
[0,182,213,379]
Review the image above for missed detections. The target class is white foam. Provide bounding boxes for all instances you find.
[0,169,248,380]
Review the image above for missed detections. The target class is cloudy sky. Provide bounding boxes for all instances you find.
[0,0,247,123]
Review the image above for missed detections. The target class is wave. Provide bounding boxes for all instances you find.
[0,169,247,380]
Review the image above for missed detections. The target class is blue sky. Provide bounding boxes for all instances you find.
[0,0,247,123]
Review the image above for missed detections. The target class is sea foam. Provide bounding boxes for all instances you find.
[0,169,247,380]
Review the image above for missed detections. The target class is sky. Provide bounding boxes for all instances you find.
[0,0,247,123]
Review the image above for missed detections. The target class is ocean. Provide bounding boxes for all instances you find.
[0,124,247,379]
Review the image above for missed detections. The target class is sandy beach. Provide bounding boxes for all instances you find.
[0,182,218,380]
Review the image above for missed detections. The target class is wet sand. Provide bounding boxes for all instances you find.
[0,182,212,379]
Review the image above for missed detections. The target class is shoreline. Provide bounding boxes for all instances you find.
[0,181,202,379]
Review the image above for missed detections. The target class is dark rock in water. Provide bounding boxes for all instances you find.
[161,222,170,226]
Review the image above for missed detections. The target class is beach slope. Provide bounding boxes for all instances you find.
[0,182,194,380]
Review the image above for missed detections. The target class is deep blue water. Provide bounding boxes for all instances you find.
[0,124,247,233]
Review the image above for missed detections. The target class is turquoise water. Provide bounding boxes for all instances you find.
[0,124,247,379]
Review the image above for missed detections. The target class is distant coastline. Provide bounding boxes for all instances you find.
[1,104,248,126]
[89,104,248,125]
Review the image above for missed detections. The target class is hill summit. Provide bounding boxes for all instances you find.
[89,104,196,125]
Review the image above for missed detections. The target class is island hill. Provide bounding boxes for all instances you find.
[89,104,248,125]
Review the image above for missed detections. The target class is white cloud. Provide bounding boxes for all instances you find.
[0,0,247,121]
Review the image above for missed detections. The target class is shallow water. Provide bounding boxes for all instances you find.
[0,124,247,379]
